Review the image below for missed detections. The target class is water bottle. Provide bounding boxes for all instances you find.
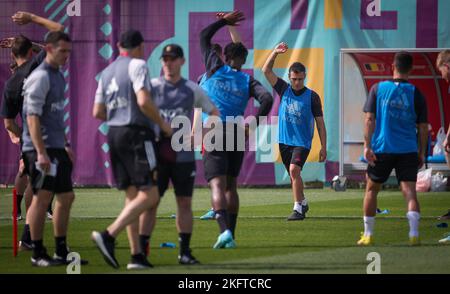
[160,242,176,248]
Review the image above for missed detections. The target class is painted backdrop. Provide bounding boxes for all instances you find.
[0,0,449,186]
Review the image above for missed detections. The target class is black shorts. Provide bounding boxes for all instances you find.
[22,148,73,194]
[158,161,196,197]
[279,144,310,172]
[203,150,244,182]
[367,153,419,183]
[108,126,158,191]
[202,123,245,182]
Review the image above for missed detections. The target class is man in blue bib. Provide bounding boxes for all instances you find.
[262,42,327,221]
[199,11,274,248]
[358,52,428,246]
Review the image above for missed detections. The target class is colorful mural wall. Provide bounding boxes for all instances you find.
[0,0,449,185]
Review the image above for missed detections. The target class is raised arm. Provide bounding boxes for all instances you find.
[200,11,245,73]
[12,11,64,32]
[228,26,241,43]
[216,12,242,43]
[262,42,288,87]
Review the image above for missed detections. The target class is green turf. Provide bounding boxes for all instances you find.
[0,187,449,273]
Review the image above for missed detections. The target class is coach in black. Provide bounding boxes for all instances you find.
[0,11,64,247]
[91,29,172,270]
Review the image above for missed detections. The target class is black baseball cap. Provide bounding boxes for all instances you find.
[161,44,184,58]
[119,29,144,49]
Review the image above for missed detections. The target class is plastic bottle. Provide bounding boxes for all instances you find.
[160,242,176,248]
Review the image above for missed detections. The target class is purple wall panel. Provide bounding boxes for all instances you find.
[416,0,437,48]
[291,0,308,30]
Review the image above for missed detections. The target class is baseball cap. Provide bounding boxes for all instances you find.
[119,29,144,49]
[161,44,184,59]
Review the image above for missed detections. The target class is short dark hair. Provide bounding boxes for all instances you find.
[45,31,71,46]
[289,62,306,74]
[394,51,413,74]
[212,43,222,56]
[119,29,144,49]
[223,42,248,63]
[11,35,32,58]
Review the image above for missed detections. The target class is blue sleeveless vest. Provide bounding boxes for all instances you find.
[278,86,314,149]
[200,65,250,122]
[372,81,418,153]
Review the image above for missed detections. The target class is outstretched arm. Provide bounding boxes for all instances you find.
[262,42,288,87]
[12,11,64,32]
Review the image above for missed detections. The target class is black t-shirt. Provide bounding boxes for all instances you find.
[363,79,428,124]
[273,78,323,117]
[0,50,46,119]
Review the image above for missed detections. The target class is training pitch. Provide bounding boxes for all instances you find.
[0,187,449,274]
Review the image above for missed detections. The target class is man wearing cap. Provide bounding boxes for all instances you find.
[91,29,172,270]
[262,42,327,221]
[138,44,219,265]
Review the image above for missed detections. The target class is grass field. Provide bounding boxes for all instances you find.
[0,187,449,274]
